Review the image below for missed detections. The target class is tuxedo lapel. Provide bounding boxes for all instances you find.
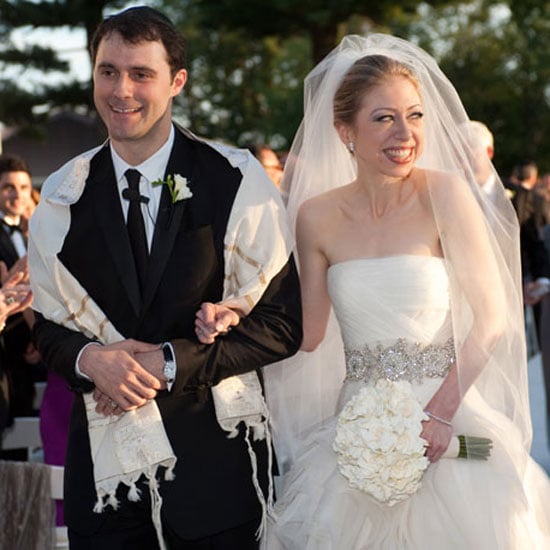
[142,130,194,313]
[89,147,142,316]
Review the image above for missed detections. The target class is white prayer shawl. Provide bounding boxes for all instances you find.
[28,136,294,547]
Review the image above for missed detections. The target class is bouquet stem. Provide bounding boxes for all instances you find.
[443,435,493,460]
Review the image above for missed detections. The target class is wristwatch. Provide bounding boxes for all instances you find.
[162,342,176,389]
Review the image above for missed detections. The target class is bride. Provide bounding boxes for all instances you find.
[258,35,550,548]
[197,34,550,548]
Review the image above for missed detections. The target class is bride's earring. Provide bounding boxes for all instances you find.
[348,141,355,155]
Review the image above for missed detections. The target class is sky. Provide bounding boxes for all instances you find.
[11,26,91,89]
[8,1,151,90]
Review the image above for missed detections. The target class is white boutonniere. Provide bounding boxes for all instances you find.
[152,173,192,203]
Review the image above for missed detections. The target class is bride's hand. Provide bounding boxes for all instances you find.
[421,418,453,462]
[195,302,240,344]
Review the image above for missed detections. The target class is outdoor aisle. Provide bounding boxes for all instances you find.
[528,352,550,473]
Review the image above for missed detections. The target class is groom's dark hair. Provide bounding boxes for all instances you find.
[90,6,186,78]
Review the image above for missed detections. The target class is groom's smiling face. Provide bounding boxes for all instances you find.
[92,32,187,161]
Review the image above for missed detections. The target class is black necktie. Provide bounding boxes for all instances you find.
[124,169,149,293]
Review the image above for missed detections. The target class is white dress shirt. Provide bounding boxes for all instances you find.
[111,125,175,250]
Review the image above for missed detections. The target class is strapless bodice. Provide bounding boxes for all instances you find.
[327,255,452,348]
[328,256,454,385]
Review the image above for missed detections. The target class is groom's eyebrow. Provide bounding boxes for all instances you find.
[95,61,157,75]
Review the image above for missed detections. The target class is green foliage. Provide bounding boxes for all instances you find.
[173,0,459,147]
[174,26,310,148]
[3,0,550,172]
[184,0,454,63]
[407,0,550,175]
[0,0,126,128]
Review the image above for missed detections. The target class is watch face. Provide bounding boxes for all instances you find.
[162,344,176,380]
[164,363,175,380]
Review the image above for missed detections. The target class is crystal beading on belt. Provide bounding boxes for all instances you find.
[344,338,455,384]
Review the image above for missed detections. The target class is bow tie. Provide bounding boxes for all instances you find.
[1,219,22,235]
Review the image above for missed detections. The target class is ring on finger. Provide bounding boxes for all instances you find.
[6,296,14,305]
[109,399,117,409]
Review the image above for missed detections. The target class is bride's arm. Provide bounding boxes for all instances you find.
[296,199,332,351]
[422,174,507,461]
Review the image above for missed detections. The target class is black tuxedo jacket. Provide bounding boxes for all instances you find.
[32,128,302,538]
[0,225,20,268]
[509,183,550,280]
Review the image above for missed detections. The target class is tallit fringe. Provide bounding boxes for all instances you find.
[92,465,176,549]
[242,417,274,540]
[149,475,167,550]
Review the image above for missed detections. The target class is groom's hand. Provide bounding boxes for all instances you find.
[80,339,162,414]
[135,347,167,389]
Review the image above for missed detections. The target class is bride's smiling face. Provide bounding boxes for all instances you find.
[340,75,424,179]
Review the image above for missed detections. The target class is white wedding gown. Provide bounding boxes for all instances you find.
[265,256,550,549]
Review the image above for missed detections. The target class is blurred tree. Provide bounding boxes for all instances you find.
[172,25,311,148]
[404,0,550,175]
[169,0,461,147]
[0,0,129,133]
[183,0,455,64]
[6,0,546,170]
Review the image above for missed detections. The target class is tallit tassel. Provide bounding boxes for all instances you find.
[244,424,269,540]
[148,475,167,550]
[107,492,119,510]
[164,464,176,481]
[127,481,141,502]
[93,497,105,514]
[264,417,275,512]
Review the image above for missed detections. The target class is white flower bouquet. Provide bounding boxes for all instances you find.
[333,379,492,506]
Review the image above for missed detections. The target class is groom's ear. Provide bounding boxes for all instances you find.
[171,69,188,97]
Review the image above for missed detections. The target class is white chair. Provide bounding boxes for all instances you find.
[50,465,68,549]
[2,416,42,460]
[0,460,64,548]
[1,417,68,548]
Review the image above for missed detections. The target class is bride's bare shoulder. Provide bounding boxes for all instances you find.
[420,168,468,195]
[298,184,351,224]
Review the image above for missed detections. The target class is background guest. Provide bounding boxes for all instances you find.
[0,260,33,439]
[0,155,44,425]
[249,143,284,188]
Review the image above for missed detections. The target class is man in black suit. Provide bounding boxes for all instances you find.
[29,7,301,550]
[0,155,39,422]
[507,161,550,320]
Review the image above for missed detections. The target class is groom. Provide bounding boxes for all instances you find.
[28,6,301,549]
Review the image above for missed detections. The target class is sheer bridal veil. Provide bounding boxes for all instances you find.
[264,34,529,474]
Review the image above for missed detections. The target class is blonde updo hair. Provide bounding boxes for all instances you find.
[333,55,420,127]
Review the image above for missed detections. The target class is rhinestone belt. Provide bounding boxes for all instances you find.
[344,338,455,384]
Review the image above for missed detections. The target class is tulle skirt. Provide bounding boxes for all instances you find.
[263,380,550,549]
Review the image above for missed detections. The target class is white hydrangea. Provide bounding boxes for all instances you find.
[333,379,429,506]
